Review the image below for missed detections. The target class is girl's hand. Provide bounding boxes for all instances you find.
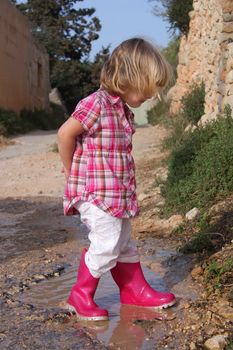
[57,117,85,179]
[61,167,70,181]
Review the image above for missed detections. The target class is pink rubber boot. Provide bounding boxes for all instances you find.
[111,261,176,309]
[67,248,108,321]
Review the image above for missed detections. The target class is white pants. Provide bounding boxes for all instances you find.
[76,201,139,278]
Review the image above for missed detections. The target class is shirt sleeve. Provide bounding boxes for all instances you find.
[71,95,101,135]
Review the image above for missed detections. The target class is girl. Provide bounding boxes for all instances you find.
[58,38,176,321]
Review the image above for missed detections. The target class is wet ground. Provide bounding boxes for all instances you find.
[0,195,199,350]
[2,127,230,349]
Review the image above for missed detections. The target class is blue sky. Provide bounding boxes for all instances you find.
[79,0,171,59]
[17,0,171,59]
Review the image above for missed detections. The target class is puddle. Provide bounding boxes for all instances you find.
[20,262,176,349]
[0,198,80,261]
[19,228,199,349]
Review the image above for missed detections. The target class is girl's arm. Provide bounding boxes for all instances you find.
[57,117,85,180]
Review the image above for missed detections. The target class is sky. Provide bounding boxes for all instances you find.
[79,0,171,60]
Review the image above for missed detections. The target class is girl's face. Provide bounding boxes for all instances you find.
[121,91,153,108]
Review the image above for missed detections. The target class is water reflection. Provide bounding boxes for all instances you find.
[19,260,174,349]
[74,305,167,350]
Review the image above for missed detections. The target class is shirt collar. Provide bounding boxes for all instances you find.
[99,88,122,105]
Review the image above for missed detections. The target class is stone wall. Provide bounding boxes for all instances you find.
[169,0,233,124]
[0,0,50,114]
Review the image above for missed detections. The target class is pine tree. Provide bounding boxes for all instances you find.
[150,0,193,34]
[15,0,107,112]
[17,0,101,65]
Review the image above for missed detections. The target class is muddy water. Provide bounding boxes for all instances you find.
[19,222,198,350]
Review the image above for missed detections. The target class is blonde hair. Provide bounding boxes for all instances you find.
[100,37,171,97]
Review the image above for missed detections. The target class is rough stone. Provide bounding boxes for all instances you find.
[167,214,183,228]
[191,266,204,279]
[216,305,233,321]
[138,193,148,202]
[226,70,233,84]
[169,0,233,120]
[204,335,227,350]
[199,113,218,126]
[227,84,233,95]
[220,0,233,13]
[185,124,197,133]
[222,94,233,107]
[223,22,233,33]
[185,207,200,221]
[223,13,233,23]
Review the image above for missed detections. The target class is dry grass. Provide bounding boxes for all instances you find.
[0,135,15,149]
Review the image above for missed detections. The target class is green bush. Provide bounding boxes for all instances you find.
[162,114,188,150]
[0,104,66,137]
[163,113,233,214]
[148,83,205,152]
[162,36,180,79]
[181,82,205,125]
[0,109,21,136]
[179,232,214,254]
[152,0,193,35]
[204,258,233,289]
[20,103,66,132]
[147,99,170,126]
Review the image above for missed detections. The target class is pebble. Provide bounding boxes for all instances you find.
[185,207,200,221]
[217,305,233,321]
[191,325,198,331]
[191,266,204,278]
[205,325,218,336]
[190,342,197,350]
[138,193,148,201]
[179,300,191,309]
[33,274,46,282]
[204,335,227,350]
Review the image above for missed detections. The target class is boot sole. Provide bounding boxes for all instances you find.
[66,303,109,321]
[153,299,176,310]
[121,298,176,309]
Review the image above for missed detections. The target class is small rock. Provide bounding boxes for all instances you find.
[185,123,193,132]
[167,214,183,228]
[33,274,46,282]
[185,207,200,221]
[206,311,213,323]
[156,199,165,207]
[191,324,198,331]
[190,342,197,350]
[178,300,191,309]
[205,325,218,336]
[204,335,227,350]
[191,266,204,279]
[217,305,233,322]
[138,193,148,201]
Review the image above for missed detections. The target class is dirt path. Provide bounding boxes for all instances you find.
[0,130,63,197]
[0,127,231,349]
[0,126,166,197]
[0,126,176,349]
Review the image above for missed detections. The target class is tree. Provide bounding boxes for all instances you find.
[15,0,106,112]
[51,46,110,112]
[17,0,101,65]
[161,36,180,79]
[150,0,193,35]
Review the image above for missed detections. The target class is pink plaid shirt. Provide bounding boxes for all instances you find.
[63,89,139,218]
